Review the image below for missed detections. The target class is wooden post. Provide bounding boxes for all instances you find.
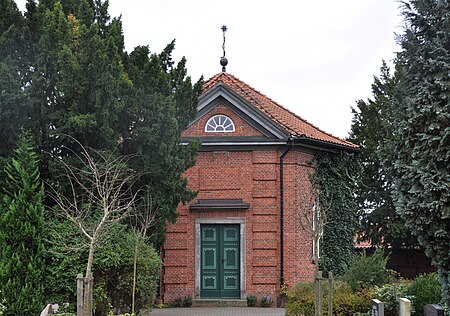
[318,271,323,316]
[314,270,318,316]
[77,274,83,316]
[328,272,333,316]
[89,277,94,316]
[315,270,323,316]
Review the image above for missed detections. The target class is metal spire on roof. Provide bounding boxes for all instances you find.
[220,25,228,72]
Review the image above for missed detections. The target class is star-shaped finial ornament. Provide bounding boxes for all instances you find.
[220,25,228,72]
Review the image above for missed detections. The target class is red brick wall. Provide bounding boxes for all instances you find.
[162,148,316,302]
[162,103,316,302]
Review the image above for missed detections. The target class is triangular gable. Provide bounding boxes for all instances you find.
[184,83,289,140]
[200,73,359,150]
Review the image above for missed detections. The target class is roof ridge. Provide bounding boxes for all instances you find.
[202,72,358,149]
[221,73,355,147]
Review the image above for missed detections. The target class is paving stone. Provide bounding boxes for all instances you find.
[150,307,286,316]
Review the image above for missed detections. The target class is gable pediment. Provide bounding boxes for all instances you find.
[182,83,289,142]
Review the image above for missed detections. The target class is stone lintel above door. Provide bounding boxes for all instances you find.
[190,199,250,211]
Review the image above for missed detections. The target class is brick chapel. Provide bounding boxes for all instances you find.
[160,71,359,303]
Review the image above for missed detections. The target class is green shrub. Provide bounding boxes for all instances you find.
[331,282,372,316]
[343,249,392,291]
[286,281,372,316]
[170,298,182,307]
[247,295,257,307]
[408,273,442,316]
[0,300,5,316]
[182,296,192,307]
[169,297,192,308]
[93,227,162,315]
[286,282,315,316]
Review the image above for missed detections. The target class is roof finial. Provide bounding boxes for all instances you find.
[220,25,228,72]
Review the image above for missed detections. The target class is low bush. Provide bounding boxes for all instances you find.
[170,298,183,307]
[0,296,5,316]
[286,281,372,316]
[408,273,442,316]
[286,282,315,316]
[93,228,162,315]
[44,222,162,315]
[343,249,392,291]
[169,296,192,308]
[182,296,192,307]
[332,282,372,316]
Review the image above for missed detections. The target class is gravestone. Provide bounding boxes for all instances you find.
[371,299,384,316]
[424,304,444,316]
[40,304,59,316]
[399,298,411,316]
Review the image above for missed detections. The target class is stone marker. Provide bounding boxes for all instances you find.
[399,298,411,316]
[371,299,384,316]
[424,304,444,316]
[40,303,59,316]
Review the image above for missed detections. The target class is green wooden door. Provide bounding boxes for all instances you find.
[200,224,240,298]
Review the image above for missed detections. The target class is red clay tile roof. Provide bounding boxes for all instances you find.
[203,72,359,149]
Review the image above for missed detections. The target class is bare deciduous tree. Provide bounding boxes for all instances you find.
[47,138,140,316]
[129,191,163,315]
[298,178,330,316]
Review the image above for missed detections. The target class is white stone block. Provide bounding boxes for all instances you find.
[399,298,412,316]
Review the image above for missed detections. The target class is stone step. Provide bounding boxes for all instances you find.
[192,299,247,307]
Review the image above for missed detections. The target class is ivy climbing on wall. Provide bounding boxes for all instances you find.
[313,150,361,276]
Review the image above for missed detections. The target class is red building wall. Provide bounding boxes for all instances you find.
[161,105,316,302]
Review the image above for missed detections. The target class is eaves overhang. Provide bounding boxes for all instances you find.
[180,136,361,153]
[292,135,363,153]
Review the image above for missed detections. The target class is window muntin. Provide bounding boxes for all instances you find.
[205,115,235,132]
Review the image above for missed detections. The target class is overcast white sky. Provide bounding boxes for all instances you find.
[16,0,404,138]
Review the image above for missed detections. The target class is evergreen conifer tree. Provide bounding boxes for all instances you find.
[0,131,45,315]
[388,0,450,305]
[349,62,418,249]
[0,0,201,310]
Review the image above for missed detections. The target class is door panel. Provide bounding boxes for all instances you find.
[201,226,219,297]
[200,224,240,298]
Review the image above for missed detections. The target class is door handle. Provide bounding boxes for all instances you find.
[221,259,226,264]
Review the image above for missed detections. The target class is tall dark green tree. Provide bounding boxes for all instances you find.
[123,42,202,245]
[1,0,201,311]
[0,131,45,315]
[387,0,450,306]
[1,0,201,243]
[349,62,418,248]
[0,0,30,158]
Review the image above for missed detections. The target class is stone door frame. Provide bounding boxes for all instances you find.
[194,218,246,299]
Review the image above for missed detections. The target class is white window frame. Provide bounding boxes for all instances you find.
[205,115,235,133]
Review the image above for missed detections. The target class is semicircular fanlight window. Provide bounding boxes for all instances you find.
[205,115,235,132]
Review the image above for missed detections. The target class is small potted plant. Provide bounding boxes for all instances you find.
[278,283,289,307]
[260,295,273,307]
[247,295,257,307]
